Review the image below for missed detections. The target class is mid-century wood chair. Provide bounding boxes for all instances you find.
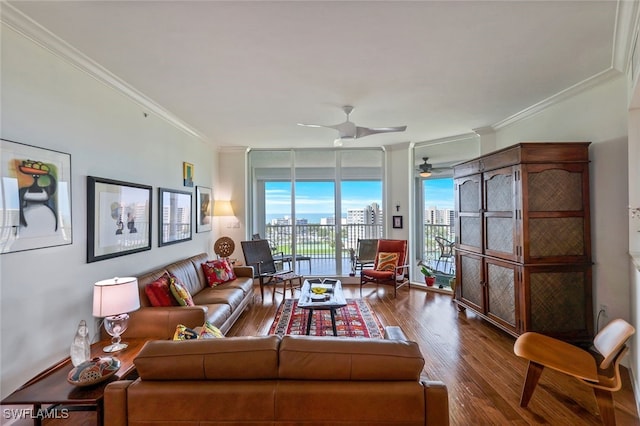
[241,239,303,303]
[360,239,409,298]
[513,319,635,426]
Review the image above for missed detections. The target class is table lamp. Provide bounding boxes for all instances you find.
[93,277,140,353]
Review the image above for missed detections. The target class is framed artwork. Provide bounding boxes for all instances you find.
[87,176,152,263]
[183,162,194,187]
[195,186,212,233]
[392,215,403,229]
[0,139,72,254]
[159,188,192,246]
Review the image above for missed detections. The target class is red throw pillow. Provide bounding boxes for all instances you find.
[202,259,236,287]
[144,272,178,307]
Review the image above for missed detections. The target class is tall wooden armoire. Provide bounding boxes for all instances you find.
[453,142,593,343]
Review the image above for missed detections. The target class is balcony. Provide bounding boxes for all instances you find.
[262,223,455,278]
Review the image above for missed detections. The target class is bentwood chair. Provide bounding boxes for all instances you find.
[513,319,635,425]
[360,239,409,298]
[241,239,303,303]
[434,236,455,274]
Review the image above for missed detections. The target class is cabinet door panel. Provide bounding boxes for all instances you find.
[457,252,484,312]
[455,175,482,253]
[483,167,518,261]
[485,259,517,333]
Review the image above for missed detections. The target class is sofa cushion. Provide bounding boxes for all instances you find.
[201,303,232,329]
[169,274,194,306]
[376,252,398,271]
[135,336,281,380]
[278,335,424,381]
[191,287,246,310]
[202,259,237,287]
[220,276,254,296]
[144,272,178,307]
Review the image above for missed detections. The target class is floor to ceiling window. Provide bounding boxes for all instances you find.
[248,149,384,276]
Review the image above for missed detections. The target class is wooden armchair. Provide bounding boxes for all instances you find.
[241,239,303,303]
[514,319,635,425]
[360,239,409,298]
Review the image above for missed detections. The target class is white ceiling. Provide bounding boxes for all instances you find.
[4,1,625,150]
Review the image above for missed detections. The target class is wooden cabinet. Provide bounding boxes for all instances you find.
[454,142,593,343]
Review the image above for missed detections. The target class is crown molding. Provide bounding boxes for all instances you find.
[613,0,640,73]
[0,2,209,143]
[492,68,621,131]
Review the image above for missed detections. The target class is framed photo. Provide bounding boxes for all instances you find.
[183,162,194,187]
[195,186,212,233]
[392,215,403,229]
[87,176,152,262]
[0,139,72,254]
[159,188,192,246]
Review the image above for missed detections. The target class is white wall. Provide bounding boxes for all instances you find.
[0,25,219,398]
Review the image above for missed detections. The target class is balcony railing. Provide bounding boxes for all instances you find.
[263,223,455,276]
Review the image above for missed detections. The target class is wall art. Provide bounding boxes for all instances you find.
[87,176,152,262]
[183,162,194,187]
[392,215,403,229]
[159,187,192,246]
[196,186,212,233]
[0,139,72,254]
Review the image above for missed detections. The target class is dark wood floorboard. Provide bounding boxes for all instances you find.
[31,284,639,425]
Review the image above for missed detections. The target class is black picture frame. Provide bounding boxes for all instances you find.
[392,215,403,229]
[158,187,192,246]
[195,186,212,233]
[87,176,152,263]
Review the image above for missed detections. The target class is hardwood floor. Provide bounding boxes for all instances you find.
[230,283,639,426]
[35,283,639,425]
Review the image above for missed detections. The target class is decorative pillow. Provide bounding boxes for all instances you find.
[202,258,236,287]
[144,272,178,307]
[173,322,225,340]
[173,324,199,340]
[169,274,195,306]
[198,321,225,339]
[376,252,399,271]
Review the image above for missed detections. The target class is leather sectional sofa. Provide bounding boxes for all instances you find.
[104,327,449,425]
[121,253,254,338]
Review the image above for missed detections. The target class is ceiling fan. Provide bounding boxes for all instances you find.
[416,157,448,177]
[298,105,407,146]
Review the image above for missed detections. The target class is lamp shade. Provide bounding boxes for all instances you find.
[213,200,234,216]
[93,277,140,318]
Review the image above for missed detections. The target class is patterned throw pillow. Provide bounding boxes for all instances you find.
[202,259,236,287]
[144,272,178,307]
[173,324,199,340]
[198,321,225,339]
[169,274,195,306]
[376,252,399,271]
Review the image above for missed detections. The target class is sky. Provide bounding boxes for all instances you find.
[265,178,453,217]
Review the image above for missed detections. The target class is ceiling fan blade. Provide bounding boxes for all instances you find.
[297,123,328,128]
[356,125,407,138]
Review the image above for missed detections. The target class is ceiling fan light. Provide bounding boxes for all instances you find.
[420,171,432,177]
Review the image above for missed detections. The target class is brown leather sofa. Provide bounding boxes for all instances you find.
[104,327,449,425]
[121,253,254,338]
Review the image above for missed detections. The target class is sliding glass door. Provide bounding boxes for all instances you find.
[248,149,384,276]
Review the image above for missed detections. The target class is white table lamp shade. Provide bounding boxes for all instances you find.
[93,277,140,318]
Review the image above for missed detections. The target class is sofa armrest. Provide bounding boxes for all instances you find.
[120,306,208,339]
[104,380,134,426]
[383,325,408,341]
[423,380,449,426]
[233,265,254,278]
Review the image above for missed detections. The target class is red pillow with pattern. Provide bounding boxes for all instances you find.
[144,272,178,307]
[202,259,237,287]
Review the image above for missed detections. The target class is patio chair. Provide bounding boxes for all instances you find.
[360,239,410,298]
[241,239,304,303]
[349,238,378,276]
[434,236,455,274]
[514,319,635,426]
[251,233,312,274]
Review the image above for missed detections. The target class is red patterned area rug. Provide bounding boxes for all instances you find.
[268,298,385,338]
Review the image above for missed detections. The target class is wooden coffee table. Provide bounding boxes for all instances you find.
[298,279,347,336]
[1,337,151,426]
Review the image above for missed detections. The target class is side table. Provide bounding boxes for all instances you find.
[1,337,150,426]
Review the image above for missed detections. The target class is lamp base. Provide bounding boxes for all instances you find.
[102,341,128,353]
